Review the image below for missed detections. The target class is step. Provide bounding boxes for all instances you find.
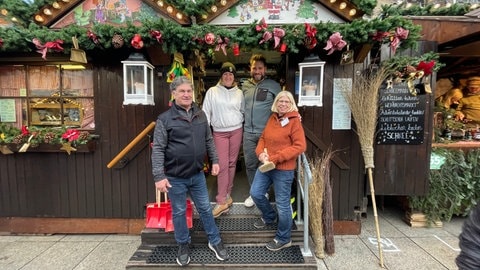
[127,203,317,269]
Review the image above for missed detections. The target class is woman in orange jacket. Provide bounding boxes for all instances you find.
[250,90,307,251]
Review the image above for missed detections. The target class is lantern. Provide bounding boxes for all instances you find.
[121,53,155,105]
[298,54,325,107]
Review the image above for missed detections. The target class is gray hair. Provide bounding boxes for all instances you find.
[271,91,299,113]
[169,76,192,92]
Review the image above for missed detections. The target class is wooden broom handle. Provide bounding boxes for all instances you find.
[107,121,156,168]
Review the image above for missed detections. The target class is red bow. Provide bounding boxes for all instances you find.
[304,23,317,49]
[215,36,229,56]
[21,125,29,136]
[259,31,272,45]
[87,30,99,44]
[272,28,285,48]
[324,32,347,55]
[150,30,163,43]
[390,27,409,55]
[416,60,435,76]
[255,18,268,32]
[32,38,64,60]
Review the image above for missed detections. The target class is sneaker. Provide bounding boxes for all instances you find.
[212,203,229,218]
[176,243,191,266]
[226,195,233,206]
[266,239,292,251]
[208,240,230,261]
[253,217,277,229]
[244,193,269,208]
[244,196,255,207]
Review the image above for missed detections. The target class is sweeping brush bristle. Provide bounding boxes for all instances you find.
[259,161,275,173]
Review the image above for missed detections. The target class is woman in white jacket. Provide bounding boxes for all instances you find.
[202,62,245,217]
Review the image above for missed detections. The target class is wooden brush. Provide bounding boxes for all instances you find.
[258,148,275,173]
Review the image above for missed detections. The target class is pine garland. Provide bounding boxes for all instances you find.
[0,15,422,56]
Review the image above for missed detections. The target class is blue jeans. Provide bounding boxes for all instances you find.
[250,169,294,243]
[243,132,262,186]
[167,171,221,245]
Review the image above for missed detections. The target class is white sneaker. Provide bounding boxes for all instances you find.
[244,193,269,208]
[244,196,255,208]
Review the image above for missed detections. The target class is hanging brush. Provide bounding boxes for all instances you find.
[258,148,275,173]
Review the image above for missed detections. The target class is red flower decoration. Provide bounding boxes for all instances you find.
[416,60,435,76]
[62,129,80,142]
[204,33,215,45]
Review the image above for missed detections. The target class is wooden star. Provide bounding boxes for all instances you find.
[0,145,14,155]
[60,142,77,155]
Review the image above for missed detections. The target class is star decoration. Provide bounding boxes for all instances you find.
[60,142,77,155]
[386,78,393,89]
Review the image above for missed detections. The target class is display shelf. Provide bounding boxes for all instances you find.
[30,103,83,126]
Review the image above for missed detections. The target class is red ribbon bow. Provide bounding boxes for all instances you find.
[272,28,285,48]
[390,27,409,55]
[259,31,272,45]
[32,38,64,60]
[150,30,163,43]
[87,30,99,44]
[324,32,347,55]
[255,18,268,32]
[416,60,435,76]
[215,36,229,56]
[304,23,317,49]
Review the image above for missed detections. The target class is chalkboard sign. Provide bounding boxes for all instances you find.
[377,82,425,144]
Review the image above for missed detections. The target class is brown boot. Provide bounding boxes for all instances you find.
[226,195,233,207]
[212,203,229,218]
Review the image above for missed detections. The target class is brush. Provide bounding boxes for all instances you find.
[258,148,275,173]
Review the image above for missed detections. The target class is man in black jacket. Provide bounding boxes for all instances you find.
[152,76,229,266]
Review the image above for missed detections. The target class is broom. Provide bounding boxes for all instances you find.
[339,66,388,268]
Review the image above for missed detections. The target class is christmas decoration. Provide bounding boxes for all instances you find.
[215,36,229,56]
[372,27,409,55]
[150,30,162,44]
[167,52,190,83]
[0,38,3,48]
[112,34,124,49]
[232,43,240,56]
[256,18,268,32]
[304,23,317,50]
[60,142,77,155]
[279,43,287,53]
[324,32,347,55]
[87,29,100,44]
[272,28,285,49]
[204,33,215,45]
[31,38,64,60]
[131,34,144,49]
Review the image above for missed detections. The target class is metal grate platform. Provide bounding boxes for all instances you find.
[192,217,297,231]
[146,245,305,264]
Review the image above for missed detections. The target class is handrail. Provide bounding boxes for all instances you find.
[296,152,313,256]
[107,121,156,169]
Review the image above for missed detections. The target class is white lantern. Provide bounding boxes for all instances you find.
[121,53,155,105]
[298,55,325,107]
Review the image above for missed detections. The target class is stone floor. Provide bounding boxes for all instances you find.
[0,204,466,270]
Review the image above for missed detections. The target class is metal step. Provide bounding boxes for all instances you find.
[127,203,317,269]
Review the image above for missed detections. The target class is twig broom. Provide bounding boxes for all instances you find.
[339,67,388,268]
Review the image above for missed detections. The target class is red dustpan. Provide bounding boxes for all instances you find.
[145,189,162,228]
[165,198,193,232]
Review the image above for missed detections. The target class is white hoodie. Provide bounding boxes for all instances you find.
[202,83,245,132]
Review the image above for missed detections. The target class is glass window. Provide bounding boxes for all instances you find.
[0,64,94,130]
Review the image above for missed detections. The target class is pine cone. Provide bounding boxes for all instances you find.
[12,134,25,144]
[112,34,124,49]
[43,132,56,144]
[78,131,90,141]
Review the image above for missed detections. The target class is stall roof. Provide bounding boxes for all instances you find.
[410,9,480,78]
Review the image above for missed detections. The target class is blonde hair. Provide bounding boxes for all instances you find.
[271,91,298,113]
